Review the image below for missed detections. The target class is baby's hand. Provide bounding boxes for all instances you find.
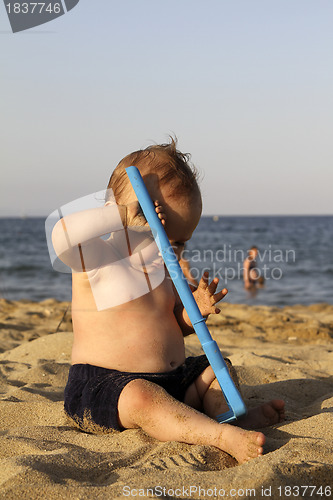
[125,201,147,227]
[154,200,166,226]
[193,271,227,318]
[124,200,166,227]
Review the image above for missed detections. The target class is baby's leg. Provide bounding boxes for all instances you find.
[118,378,265,464]
[186,365,285,429]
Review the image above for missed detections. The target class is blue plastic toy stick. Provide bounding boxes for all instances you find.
[126,166,247,422]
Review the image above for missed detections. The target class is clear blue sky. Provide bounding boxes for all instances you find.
[1,0,332,216]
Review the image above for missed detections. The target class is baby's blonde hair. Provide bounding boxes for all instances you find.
[107,137,200,204]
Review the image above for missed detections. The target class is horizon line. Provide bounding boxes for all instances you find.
[0,213,332,219]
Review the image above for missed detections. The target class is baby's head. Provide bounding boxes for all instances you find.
[107,138,202,255]
[107,137,200,204]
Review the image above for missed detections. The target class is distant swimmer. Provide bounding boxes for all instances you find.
[243,246,263,290]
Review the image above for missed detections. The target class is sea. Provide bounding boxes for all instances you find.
[0,216,332,307]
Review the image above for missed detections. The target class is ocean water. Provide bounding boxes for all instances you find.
[0,216,332,307]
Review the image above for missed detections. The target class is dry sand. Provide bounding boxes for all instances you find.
[0,298,332,499]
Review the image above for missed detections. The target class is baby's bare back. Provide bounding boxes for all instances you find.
[71,272,186,373]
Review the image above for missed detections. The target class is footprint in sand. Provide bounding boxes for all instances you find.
[137,446,235,471]
[147,452,206,471]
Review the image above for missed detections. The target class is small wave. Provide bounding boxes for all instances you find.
[0,264,42,273]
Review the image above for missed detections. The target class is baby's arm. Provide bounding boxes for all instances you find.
[179,257,199,287]
[174,272,228,336]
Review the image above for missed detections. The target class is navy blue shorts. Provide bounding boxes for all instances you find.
[64,355,214,433]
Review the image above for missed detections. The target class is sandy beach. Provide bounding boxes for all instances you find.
[0,298,332,499]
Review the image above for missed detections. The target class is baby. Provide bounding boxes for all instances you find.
[51,139,284,464]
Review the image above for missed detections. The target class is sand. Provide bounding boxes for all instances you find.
[0,298,332,499]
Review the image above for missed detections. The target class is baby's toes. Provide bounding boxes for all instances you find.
[247,433,265,458]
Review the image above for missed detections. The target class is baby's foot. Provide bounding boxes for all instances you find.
[237,399,285,430]
[218,424,265,463]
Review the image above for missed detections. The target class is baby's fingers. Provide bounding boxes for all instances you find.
[207,277,219,295]
[213,288,228,306]
[154,200,166,226]
[198,271,210,289]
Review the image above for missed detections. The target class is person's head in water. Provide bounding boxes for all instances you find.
[248,246,258,261]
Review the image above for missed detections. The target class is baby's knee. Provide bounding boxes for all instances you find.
[120,378,160,412]
[118,378,164,429]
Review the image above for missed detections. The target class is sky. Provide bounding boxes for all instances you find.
[1,0,333,216]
